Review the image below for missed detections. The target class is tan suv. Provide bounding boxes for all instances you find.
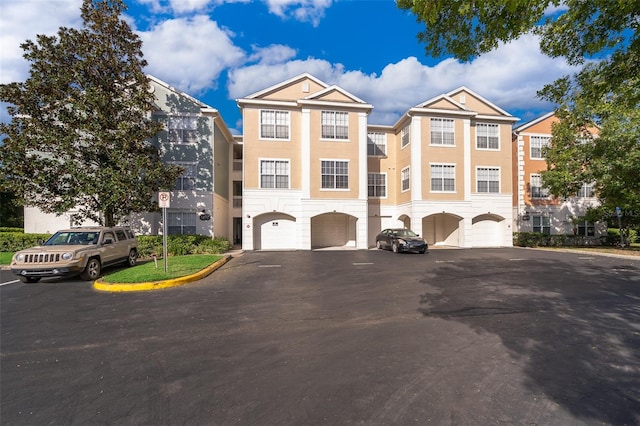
[11,227,138,283]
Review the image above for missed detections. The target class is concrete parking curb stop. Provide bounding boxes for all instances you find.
[92,254,232,293]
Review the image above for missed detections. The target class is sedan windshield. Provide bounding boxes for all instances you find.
[393,229,418,237]
[45,232,99,246]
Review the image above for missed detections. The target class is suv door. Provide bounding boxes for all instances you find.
[113,229,131,262]
[100,231,119,264]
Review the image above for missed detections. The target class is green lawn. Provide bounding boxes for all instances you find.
[102,254,222,283]
[0,252,13,265]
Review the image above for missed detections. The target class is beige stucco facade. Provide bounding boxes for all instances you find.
[238,74,519,250]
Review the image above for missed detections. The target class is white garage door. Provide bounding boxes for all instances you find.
[311,214,349,248]
[257,215,296,250]
[472,218,501,247]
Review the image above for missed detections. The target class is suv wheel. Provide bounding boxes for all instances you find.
[81,258,101,281]
[126,249,137,267]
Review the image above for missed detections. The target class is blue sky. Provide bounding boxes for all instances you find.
[1,0,577,134]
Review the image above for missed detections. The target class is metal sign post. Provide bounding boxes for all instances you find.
[616,206,623,247]
[158,192,170,273]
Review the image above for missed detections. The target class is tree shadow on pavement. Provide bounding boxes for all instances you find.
[418,255,640,424]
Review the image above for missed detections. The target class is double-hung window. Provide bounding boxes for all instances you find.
[260,159,290,189]
[168,212,196,235]
[530,136,550,159]
[578,182,594,198]
[172,162,198,191]
[367,132,387,156]
[167,115,198,144]
[321,160,349,189]
[401,124,410,148]
[431,118,455,146]
[368,173,386,197]
[321,111,349,140]
[260,110,290,140]
[476,167,500,193]
[431,164,456,192]
[401,167,410,192]
[530,174,549,198]
[476,123,499,149]
[532,216,551,234]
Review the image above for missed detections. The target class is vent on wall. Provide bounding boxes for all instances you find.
[459,94,466,104]
[302,82,310,93]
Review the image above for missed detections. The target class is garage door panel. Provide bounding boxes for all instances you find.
[255,214,296,250]
[472,219,500,247]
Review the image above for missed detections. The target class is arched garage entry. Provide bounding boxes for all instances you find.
[311,213,357,249]
[472,214,504,247]
[423,213,462,247]
[254,212,297,250]
[398,214,411,230]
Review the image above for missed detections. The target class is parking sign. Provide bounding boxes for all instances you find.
[158,192,170,208]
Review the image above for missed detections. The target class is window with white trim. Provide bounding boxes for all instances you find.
[367,132,387,156]
[431,118,455,145]
[532,215,551,234]
[401,124,410,148]
[260,160,290,189]
[172,162,197,191]
[321,160,349,189]
[260,110,290,140]
[368,173,387,197]
[530,174,549,198]
[578,182,595,198]
[476,123,499,149]
[476,167,500,193]
[577,220,595,236]
[166,115,198,144]
[168,212,197,235]
[431,164,456,192]
[530,136,550,159]
[321,111,349,140]
[401,166,410,192]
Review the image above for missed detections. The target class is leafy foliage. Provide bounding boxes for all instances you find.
[0,0,183,226]
[398,0,640,227]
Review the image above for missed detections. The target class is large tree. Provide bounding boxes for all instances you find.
[0,0,182,227]
[398,0,640,226]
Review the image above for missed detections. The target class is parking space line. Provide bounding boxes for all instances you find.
[436,260,455,263]
[259,264,282,268]
[509,258,526,261]
[0,279,20,286]
[578,257,595,260]
[353,262,374,266]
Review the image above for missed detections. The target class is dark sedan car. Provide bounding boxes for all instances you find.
[375,228,427,254]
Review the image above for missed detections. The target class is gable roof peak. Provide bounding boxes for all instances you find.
[243,72,329,99]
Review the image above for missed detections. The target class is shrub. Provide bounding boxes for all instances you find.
[603,228,638,246]
[0,232,51,252]
[0,227,24,233]
[136,234,230,258]
[513,232,604,248]
[0,232,230,257]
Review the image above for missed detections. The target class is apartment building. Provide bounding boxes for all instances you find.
[23,75,235,240]
[237,73,519,249]
[512,112,603,236]
[237,73,373,250]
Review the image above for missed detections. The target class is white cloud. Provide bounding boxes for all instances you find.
[264,0,332,27]
[139,15,245,94]
[0,0,83,84]
[228,33,578,125]
[248,44,297,64]
[169,0,212,14]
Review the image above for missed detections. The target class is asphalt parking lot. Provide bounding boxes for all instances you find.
[1,248,639,425]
